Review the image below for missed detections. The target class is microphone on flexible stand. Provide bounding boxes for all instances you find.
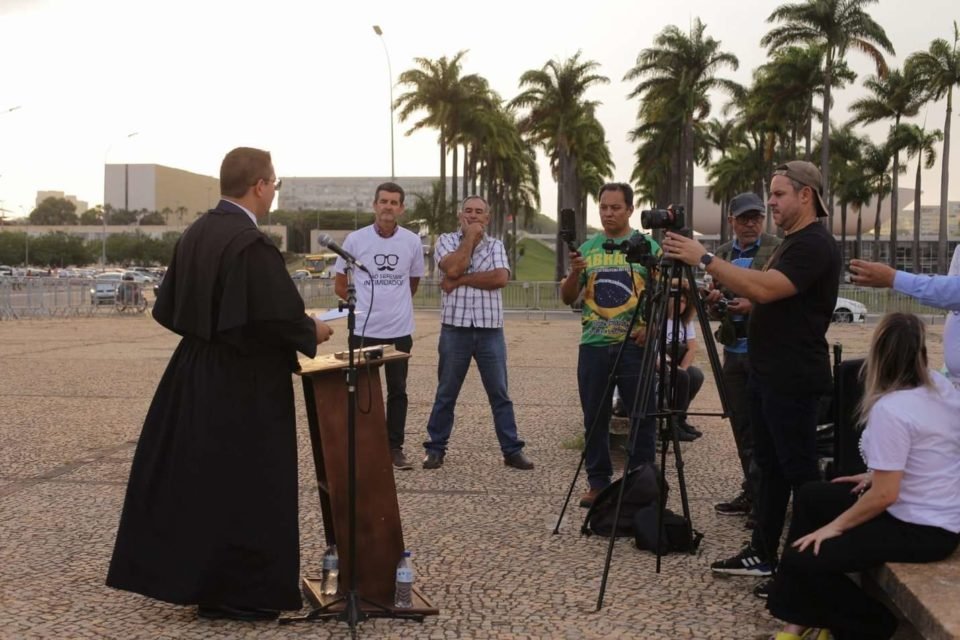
[318,234,370,273]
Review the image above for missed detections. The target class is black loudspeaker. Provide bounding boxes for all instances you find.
[831,357,867,478]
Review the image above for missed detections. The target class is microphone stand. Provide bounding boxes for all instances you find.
[281,265,423,637]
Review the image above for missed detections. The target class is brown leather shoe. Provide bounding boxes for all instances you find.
[579,487,602,508]
[391,448,413,470]
[503,451,534,470]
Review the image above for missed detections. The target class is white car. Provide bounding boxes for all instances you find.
[90,272,125,305]
[833,297,867,323]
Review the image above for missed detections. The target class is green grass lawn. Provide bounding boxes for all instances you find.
[514,237,558,281]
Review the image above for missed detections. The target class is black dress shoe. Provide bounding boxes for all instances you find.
[422,451,444,469]
[504,451,534,470]
[680,422,703,437]
[197,604,280,621]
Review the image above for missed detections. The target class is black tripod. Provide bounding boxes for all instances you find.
[280,267,424,637]
[555,236,730,611]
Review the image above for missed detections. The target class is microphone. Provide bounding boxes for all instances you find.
[318,234,369,273]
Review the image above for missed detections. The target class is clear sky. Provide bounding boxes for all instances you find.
[1,0,958,231]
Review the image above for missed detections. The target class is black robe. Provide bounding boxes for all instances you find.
[106,200,317,610]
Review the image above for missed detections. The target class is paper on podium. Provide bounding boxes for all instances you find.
[313,309,364,322]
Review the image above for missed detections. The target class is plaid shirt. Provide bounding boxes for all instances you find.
[435,230,510,328]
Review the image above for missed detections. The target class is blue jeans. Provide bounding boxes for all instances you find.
[578,342,657,489]
[424,325,524,456]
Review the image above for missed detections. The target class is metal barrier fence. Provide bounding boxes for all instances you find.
[2,276,948,320]
[0,277,146,319]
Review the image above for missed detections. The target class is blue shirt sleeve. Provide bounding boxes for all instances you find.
[893,271,960,311]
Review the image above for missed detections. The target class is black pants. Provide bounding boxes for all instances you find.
[768,482,960,640]
[722,351,758,500]
[670,366,704,418]
[749,378,821,563]
[349,334,413,450]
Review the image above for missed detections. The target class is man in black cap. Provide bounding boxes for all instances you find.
[707,192,781,524]
[661,161,840,597]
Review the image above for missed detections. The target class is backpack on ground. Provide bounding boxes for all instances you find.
[631,504,703,555]
[582,464,663,537]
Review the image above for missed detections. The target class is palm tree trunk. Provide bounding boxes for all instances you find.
[805,103,813,161]
[939,88,953,272]
[462,145,469,200]
[557,149,580,281]
[840,202,847,277]
[855,206,863,260]
[685,121,695,232]
[439,126,448,223]
[914,156,922,274]
[451,144,459,219]
[719,199,728,244]
[890,116,901,269]
[821,63,833,219]
[555,177,565,282]
[873,181,883,260]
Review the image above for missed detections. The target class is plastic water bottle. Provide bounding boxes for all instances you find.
[394,550,414,608]
[320,544,339,596]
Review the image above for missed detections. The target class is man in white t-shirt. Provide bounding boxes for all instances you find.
[334,182,426,470]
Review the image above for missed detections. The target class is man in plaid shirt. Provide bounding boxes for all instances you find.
[421,196,534,471]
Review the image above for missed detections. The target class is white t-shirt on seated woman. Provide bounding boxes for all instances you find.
[859,370,960,533]
[664,319,695,345]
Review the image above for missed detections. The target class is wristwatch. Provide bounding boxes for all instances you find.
[698,252,715,270]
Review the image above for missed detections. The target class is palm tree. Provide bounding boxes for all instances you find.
[850,67,924,267]
[817,121,864,267]
[624,18,740,230]
[860,141,894,260]
[406,181,457,279]
[707,145,761,240]
[511,52,609,279]
[892,123,943,273]
[762,0,894,219]
[907,23,960,271]
[395,51,484,220]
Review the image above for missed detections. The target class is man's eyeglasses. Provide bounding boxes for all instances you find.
[735,215,764,225]
[254,178,282,190]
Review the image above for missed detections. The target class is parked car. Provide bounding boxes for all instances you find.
[122,270,156,284]
[90,272,124,305]
[833,297,867,323]
[291,269,312,280]
[0,265,12,276]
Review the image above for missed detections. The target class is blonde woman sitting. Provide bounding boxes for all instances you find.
[767,312,960,640]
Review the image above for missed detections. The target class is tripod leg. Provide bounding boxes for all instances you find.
[594,265,670,611]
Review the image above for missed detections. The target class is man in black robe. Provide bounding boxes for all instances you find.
[106,147,333,621]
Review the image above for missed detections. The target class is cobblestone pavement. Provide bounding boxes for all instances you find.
[0,311,937,639]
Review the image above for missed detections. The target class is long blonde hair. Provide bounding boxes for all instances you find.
[858,313,932,425]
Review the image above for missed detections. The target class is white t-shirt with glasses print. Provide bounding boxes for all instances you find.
[334,224,425,338]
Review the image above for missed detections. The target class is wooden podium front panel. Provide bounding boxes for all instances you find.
[299,354,407,605]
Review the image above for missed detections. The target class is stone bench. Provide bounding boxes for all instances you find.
[866,548,960,639]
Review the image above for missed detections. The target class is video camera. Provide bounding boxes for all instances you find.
[601,232,656,267]
[640,205,685,232]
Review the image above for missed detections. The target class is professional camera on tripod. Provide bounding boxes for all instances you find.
[556,202,732,610]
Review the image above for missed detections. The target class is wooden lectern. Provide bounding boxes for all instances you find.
[297,351,437,615]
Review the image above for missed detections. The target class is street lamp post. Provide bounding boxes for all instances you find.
[372,25,395,180]
[103,132,139,268]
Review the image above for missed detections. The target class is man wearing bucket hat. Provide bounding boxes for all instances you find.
[707,192,781,525]
[661,161,840,597]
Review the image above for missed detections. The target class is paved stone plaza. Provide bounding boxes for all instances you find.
[0,311,920,639]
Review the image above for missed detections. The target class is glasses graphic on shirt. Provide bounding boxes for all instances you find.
[374,254,399,271]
